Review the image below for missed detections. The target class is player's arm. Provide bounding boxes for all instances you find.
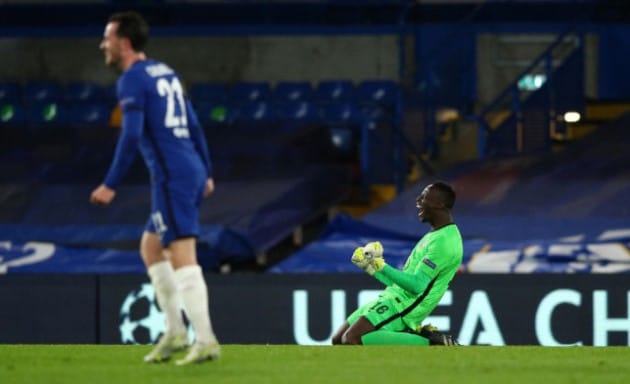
[102,108,143,189]
[373,271,394,287]
[101,75,145,190]
[186,99,213,179]
[375,266,432,296]
[377,241,448,295]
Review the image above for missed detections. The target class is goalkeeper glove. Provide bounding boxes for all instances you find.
[351,242,386,275]
[351,246,370,270]
[363,241,383,259]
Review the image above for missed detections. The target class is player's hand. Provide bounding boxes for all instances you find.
[351,242,386,275]
[364,241,386,275]
[90,184,116,206]
[363,241,383,259]
[204,178,215,198]
[351,247,370,270]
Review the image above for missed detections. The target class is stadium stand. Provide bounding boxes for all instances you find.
[1,78,397,272]
[271,112,630,274]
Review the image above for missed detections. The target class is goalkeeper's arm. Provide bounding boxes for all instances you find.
[373,271,394,287]
[375,266,432,296]
[355,242,430,293]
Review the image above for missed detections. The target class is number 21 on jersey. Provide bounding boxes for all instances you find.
[157,77,190,139]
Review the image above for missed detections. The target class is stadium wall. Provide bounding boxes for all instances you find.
[0,35,400,85]
[1,274,628,347]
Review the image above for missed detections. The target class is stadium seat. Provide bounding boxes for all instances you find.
[274,82,313,103]
[314,80,355,104]
[64,82,104,105]
[235,101,275,122]
[230,82,272,103]
[68,104,110,128]
[188,83,229,105]
[275,101,320,123]
[320,102,363,125]
[23,82,62,105]
[355,80,399,107]
[25,102,67,128]
[0,82,22,104]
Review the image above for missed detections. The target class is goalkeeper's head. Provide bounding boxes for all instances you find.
[416,181,456,228]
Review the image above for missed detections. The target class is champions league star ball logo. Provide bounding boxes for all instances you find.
[119,284,166,344]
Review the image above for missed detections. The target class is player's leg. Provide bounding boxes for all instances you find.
[331,321,350,345]
[341,297,430,346]
[160,181,220,365]
[342,316,376,345]
[142,230,188,363]
[168,237,220,365]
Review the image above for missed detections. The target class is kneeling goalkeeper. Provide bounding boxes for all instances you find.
[332,182,463,346]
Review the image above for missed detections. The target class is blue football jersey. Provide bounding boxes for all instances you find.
[104,59,211,188]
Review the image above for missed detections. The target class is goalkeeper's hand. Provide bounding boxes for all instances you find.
[351,242,386,275]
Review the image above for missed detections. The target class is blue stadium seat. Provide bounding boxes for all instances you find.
[0,82,22,104]
[230,82,271,103]
[275,101,320,122]
[315,80,355,104]
[321,102,363,125]
[356,80,399,107]
[68,104,110,128]
[25,102,67,127]
[188,83,229,104]
[23,82,62,105]
[274,82,313,103]
[235,101,275,122]
[64,82,104,105]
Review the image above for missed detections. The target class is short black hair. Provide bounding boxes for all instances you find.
[430,181,456,210]
[108,11,149,52]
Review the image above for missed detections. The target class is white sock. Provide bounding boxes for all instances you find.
[147,261,186,335]
[174,265,217,345]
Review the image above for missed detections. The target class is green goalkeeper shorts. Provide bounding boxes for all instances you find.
[347,296,407,332]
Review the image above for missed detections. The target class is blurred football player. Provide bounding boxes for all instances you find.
[90,11,220,364]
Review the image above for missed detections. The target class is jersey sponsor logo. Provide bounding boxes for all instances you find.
[423,258,437,269]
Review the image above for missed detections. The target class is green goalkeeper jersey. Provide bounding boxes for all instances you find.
[378,223,463,330]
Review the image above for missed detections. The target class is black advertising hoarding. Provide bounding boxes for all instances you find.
[98,274,630,346]
[0,275,97,343]
[1,274,629,345]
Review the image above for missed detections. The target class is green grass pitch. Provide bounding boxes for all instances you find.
[1,345,629,384]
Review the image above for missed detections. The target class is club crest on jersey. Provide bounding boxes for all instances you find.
[423,258,437,269]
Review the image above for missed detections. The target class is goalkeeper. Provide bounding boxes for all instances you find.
[332,182,463,346]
